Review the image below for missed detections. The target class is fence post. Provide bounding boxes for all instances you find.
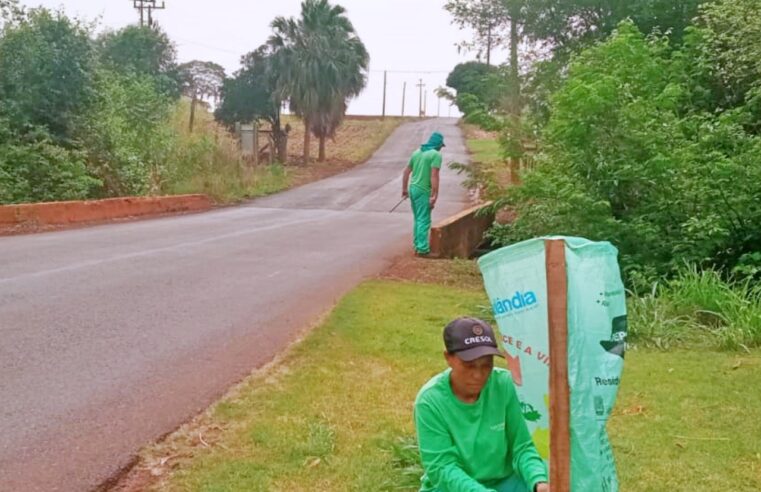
[252,122,259,166]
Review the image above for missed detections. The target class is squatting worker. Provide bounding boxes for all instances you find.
[402,132,444,256]
[414,317,550,492]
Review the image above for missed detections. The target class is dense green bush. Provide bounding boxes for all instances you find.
[0,7,95,143]
[0,122,100,203]
[79,70,175,196]
[447,62,507,113]
[463,111,502,132]
[97,24,179,98]
[686,0,761,112]
[489,22,761,283]
[446,62,508,131]
[0,5,262,204]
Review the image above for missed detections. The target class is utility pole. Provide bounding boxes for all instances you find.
[147,0,165,27]
[486,22,492,66]
[401,81,407,117]
[416,78,425,118]
[382,70,387,119]
[132,0,165,27]
[133,0,145,26]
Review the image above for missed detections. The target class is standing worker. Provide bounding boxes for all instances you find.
[402,131,445,256]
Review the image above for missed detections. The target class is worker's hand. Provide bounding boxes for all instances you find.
[402,189,409,199]
[429,195,437,209]
[534,482,550,492]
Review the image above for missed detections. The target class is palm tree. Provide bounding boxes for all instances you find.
[268,0,369,163]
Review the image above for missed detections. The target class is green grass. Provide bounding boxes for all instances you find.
[460,122,504,167]
[168,162,291,203]
[147,281,485,491]
[162,101,293,203]
[135,276,761,492]
[611,349,761,490]
[628,268,761,350]
[467,138,504,166]
[164,105,405,204]
[458,123,514,197]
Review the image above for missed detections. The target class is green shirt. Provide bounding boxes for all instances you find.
[408,148,443,193]
[414,368,548,492]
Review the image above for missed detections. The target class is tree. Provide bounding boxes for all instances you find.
[0,120,101,204]
[445,0,709,101]
[98,25,179,97]
[0,0,24,28]
[444,0,508,66]
[445,1,707,183]
[215,48,289,162]
[268,0,369,163]
[178,60,225,132]
[0,7,95,144]
[521,0,707,52]
[446,61,507,111]
[80,69,173,196]
[686,0,761,113]
[491,21,761,279]
[444,0,527,181]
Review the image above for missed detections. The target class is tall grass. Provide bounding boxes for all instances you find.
[628,267,761,350]
[386,435,424,490]
[162,100,290,203]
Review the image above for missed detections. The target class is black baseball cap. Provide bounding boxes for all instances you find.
[443,317,503,362]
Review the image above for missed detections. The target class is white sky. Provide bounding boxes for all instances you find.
[20,0,509,116]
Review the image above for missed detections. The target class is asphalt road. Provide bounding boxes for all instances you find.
[0,118,470,491]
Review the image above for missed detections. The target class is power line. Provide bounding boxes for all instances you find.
[369,69,450,75]
[174,37,242,56]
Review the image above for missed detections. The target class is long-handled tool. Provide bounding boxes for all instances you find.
[389,196,408,213]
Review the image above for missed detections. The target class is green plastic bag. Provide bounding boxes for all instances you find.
[478,236,626,491]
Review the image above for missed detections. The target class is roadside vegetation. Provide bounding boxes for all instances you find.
[447,0,761,349]
[116,261,761,491]
[0,0,383,205]
[7,0,758,488]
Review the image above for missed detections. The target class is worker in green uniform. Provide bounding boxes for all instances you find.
[414,317,550,492]
[402,132,445,256]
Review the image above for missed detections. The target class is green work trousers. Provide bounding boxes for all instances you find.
[430,475,530,492]
[409,186,432,254]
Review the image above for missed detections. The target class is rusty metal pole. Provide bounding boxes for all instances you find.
[545,239,571,491]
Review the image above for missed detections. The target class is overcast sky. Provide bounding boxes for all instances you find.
[21,0,509,116]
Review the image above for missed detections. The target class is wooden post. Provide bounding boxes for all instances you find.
[268,134,274,165]
[252,122,259,167]
[382,70,387,119]
[545,239,571,491]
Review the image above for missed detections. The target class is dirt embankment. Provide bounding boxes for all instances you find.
[0,194,212,235]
